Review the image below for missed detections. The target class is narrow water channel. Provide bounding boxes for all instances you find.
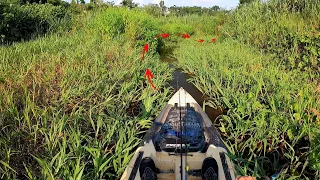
[160,48,224,122]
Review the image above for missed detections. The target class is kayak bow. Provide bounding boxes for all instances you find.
[121,87,236,180]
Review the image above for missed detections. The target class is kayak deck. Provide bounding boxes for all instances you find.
[121,88,236,180]
[153,105,206,153]
[122,142,234,180]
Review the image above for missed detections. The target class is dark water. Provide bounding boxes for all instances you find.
[160,49,224,121]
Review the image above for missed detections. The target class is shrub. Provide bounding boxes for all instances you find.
[162,23,194,36]
[92,8,125,39]
[0,2,71,45]
[92,8,162,55]
[224,0,320,76]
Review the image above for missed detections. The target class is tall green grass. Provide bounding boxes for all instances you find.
[0,0,72,45]
[174,36,320,179]
[172,1,320,178]
[175,36,320,179]
[224,0,320,76]
[160,13,225,36]
[2,1,320,179]
[0,8,173,179]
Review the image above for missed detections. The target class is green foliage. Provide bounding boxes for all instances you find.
[92,8,162,54]
[175,37,320,179]
[162,23,194,41]
[21,0,64,5]
[2,1,320,179]
[310,129,320,171]
[267,30,320,76]
[92,9,125,38]
[159,0,165,16]
[0,8,173,179]
[169,6,202,16]
[170,1,320,178]
[239,0,256,5]
[0,2,71,45]
[144,4,162,17]
[224,0,320,76]
[162,14,224,36]
[120,0,138,9]
[47,0,63,6]
[168,5,222,16]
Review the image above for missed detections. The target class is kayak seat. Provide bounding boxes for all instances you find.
[153,106,206,153]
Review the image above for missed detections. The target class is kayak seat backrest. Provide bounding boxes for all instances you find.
[153,106,206,153]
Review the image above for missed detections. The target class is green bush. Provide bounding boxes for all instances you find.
[92,9,125,39]
[224,0,320,76]
[175,37,320,179]
[0,8,173,179]
[0,1,71,45]
[265,29,320,77]
[162,13,226,37]
[162,23,194,36]
[92,8,162,55]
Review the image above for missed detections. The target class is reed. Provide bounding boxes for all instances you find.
[174,35,320,179]
[0,8,173,179]
[173,1,320,178]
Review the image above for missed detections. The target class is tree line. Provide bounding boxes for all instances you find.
[1,0,257,45]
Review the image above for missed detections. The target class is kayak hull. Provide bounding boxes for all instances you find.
[121,88,236,180]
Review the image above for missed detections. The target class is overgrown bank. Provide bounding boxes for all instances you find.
[0,0,72,45]
[1,0,320,179]
[174,0,320,179]
[0,8,173,179]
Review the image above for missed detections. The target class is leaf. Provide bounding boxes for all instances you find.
[263,139,267,156]
[222,97,232,109]
[76,167,85,180]
[287,176,300,180]
[0,160,16,173]
[98,156,113,172]
[32,155,54,180]
[219,123,226,133]
[23,162,34,180]
[253,160,258,177]
[0,76,5,84]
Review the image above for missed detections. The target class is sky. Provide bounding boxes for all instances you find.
[82,0,240,9]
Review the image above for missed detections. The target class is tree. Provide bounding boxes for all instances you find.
[22,0,47,4]
[159,0,164,16]
[61,0,70,8]
[90,0,103,4]
[239,0,255,4]
[169,5,178,16]
[22,0,64,5]
[48,0,62,5]
[105,1,115,7]
[211,5,220,11]
[120,0,138,9]
[145,4,161,17]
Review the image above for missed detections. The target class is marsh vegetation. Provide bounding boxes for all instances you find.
[1,0,320,179]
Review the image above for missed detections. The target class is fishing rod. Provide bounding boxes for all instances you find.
[178,78,183,180]
[177,78,189,180]
[184,89,188,180]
